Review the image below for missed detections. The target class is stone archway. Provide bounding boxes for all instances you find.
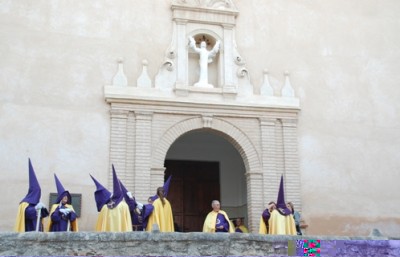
[151,116,263,231]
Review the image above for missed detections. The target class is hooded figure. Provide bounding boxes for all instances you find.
[90,174,112,212]
[14,159,49,232]
[120,179,143,231]
[259,175,296,235]
[93,165,132,232]
[48,174,78,232]
[149,175,172,202]
[146,186,174,232]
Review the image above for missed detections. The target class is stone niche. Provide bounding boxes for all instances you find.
[104,0,301,232]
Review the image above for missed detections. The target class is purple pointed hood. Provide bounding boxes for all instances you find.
[276,175,291,216]
[90,174,111,212]
[21,158,41,204]
[54,174,71,204]
[119,179,131,203]
[149,175,172,201]
[110,164,123,206]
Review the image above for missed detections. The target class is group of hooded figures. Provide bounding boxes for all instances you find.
[15,159,301,235]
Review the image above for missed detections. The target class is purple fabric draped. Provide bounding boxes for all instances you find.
[49,205,77,232]
[24,204,49,232]
[216,213,229,232]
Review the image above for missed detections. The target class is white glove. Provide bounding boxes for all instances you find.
[126,192,133,199]
[35,202,46,210]
[59,208,69,215]
[136,202,143,210]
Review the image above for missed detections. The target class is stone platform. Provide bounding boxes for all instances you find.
[0,232,399,256]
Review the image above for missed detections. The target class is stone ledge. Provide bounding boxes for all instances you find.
[0,232,399,256]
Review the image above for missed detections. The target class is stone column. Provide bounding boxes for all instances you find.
[150,166,166,197]
[222,24,236,97]
[281,118,301,211]
[260,118,278,206]
[175,19,188,90]
[125,111,136,190]
[109,108,129,186]
[246,170,263,233]
[134,111,153,202]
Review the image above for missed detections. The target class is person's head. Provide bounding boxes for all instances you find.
[287,202,294,213]
[200,41,206,48]
[157,187,165,198]
[147,197,153,204]
[61,195,69,205]
[235,218,242,226]
[268,201,276,212]
[211,200,220,212]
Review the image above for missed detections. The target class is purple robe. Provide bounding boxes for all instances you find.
[262,208,271,225]
[125,197,143,231]
[216,213,230,232]
[24,204,49,232]
[141,204,154,230]
[50,205,77,232]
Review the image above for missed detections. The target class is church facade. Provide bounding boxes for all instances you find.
[1,1,399,236]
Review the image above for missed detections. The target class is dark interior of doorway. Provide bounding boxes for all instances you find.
[164,159,220,232]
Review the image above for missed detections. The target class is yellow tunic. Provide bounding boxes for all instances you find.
[236,225,249,233]
[14,202,29,232]
[259,209,296,235]
[95,201,132,232]
[202,210,234,233]
[146,198,174,232]
[47,204,79,232]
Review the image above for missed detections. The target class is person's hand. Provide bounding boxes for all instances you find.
[126,191,133,199]
[35,202,46,210]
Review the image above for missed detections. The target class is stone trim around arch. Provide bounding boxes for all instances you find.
[151,116,261,173]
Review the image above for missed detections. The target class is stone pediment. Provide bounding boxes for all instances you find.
[105,0,299,110]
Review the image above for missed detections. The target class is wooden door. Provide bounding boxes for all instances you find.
[164,160,220,232]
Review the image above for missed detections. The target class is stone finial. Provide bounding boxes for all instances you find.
[137,59,152,88]
[281,71,295,97]
[112,58,128,87]
[260,69,274,96]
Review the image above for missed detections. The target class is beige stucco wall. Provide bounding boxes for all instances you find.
[0,1,399,236]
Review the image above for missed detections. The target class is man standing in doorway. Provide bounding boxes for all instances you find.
[203,200,234,233]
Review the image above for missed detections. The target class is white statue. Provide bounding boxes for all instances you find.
[189,36,221,88]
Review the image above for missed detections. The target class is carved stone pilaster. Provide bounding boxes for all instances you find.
[260,118,278,206]
[109,109,129,185]
[245,170,263,233]
[134,111,153,202]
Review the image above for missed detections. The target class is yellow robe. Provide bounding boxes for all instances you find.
[14,202,29,232]
[236,225,249,233]
[146,198,174,232]
[95,201,132,232]
[202,210,234,233]
[259,209,296,235]
[47,204,79,232]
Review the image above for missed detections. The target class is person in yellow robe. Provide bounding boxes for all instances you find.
[48,174,78,232]
[146,187,174,232]
[15,159,49,232]
[92,165,132,232]
[259,175,296,235]
[203,200,234,233]
[234,217,248,233]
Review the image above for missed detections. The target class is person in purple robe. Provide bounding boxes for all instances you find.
[15,159,49,232]
[120,180,144,231]
[48,174,78,232]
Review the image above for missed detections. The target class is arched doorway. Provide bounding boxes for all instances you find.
[164,130,247,232]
